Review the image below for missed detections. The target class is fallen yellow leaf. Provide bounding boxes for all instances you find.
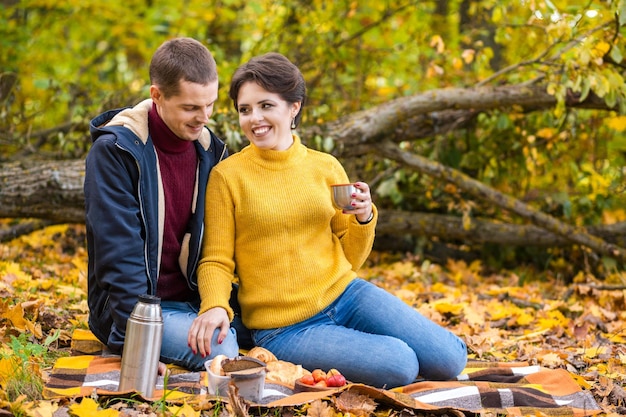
[68,398,119,417]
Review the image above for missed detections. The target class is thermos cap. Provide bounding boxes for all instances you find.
[138,294,161,304]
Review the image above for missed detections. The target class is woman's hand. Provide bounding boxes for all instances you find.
[187,307,231,358]
[349,181,374,223]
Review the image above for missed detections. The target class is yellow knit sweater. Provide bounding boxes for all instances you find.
[197,135,377,329]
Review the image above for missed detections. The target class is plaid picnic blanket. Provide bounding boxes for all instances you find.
[43,355,601,416]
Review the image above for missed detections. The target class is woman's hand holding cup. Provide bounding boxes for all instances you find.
[331,182,373,223]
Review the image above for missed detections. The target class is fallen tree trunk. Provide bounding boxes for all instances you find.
[317,83,611,157]
[0,219,55,242]
[376,210,626,248]
[2,159,626,253]
[0,160,85,223]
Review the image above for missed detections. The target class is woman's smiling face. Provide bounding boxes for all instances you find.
[236,81,301,151]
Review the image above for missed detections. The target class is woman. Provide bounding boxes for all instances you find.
[188,52,467,388]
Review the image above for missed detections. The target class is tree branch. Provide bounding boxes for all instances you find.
[378,140,626,262]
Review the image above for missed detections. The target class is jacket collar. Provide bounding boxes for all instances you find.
[105,99,213,151]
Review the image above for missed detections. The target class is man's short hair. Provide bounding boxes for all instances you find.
[149,37,217,98]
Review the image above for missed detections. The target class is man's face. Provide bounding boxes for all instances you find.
[150,79,219,141]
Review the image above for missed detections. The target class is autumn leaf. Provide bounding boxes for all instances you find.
[333,390,377,417]
[462,49,475,64]
[18,225,69,250]
[537,351,565,368]
[607,116,626,131]
[433,301,464,316]
[227,383,249,417]
[462,304,486,328]
[536,127,555,139]
[0,357,18,386]
[167,401,200,417]
[306,399,334,417]
[0,261,30,285]
[68,398,119,417]
[2,303,42,338]
[429,35,445,53]
[26,400,58,417]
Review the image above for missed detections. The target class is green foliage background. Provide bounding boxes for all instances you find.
[1,0,626,267]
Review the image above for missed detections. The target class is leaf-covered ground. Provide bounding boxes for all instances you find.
[0,223,625,416]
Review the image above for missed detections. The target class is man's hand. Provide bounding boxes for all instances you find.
[158,361,169,376]
[187,307,230,358]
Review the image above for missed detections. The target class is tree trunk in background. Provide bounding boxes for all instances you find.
[0,160,85,223]
[376,210,626,248]
[3,159,626,251]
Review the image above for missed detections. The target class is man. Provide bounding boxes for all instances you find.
[85,37,249,371]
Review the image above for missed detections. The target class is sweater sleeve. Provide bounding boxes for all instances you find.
[197,169,237,320]
[328,160,377,272]
[332,204,378,271]
[349,204,377,269]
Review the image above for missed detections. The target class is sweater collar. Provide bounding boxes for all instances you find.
[148,102,193,154]
[248,134,306,168]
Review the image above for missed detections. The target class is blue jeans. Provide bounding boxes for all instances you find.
[251,279,467,388]
[159,300,250,371]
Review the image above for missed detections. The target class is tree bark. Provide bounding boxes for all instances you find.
[315,83,611,158]
[0,160,85,223]
[0,219,55,242]
[377,210,626,248]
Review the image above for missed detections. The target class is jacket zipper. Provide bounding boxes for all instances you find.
[115,142,154,294]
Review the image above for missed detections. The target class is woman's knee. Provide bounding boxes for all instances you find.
[351,340,419,389]
[419,336,467,380]
[378,352,419,388]
[447,337,468,378]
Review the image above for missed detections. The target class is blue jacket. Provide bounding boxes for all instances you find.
[85,99,227,353]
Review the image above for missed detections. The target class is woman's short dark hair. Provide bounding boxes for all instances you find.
[150,37,217,98]
[229,52,306,127]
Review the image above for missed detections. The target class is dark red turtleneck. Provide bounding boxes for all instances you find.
[148,103,197,301]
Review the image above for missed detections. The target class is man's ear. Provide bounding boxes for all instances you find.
[150,85,162,103]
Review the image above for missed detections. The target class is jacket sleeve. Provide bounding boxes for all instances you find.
[85,135,151,353]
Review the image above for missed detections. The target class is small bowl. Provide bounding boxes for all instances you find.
[293,377,340,393]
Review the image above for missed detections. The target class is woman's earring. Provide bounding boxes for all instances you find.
[291,118,296,129]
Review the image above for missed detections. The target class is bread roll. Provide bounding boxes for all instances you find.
[209,354,228,376]
[266,360,310,386]
[246,346,278,363]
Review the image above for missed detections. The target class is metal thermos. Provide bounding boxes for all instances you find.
[118,294,163,397]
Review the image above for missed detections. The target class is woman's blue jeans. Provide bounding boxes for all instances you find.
[251,279,467,388]
[158,300,249,371]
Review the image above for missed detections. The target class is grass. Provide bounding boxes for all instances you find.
[0,331,67,402]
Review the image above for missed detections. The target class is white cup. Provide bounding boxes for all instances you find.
[205,358,230,396]
[205,356,266,402]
